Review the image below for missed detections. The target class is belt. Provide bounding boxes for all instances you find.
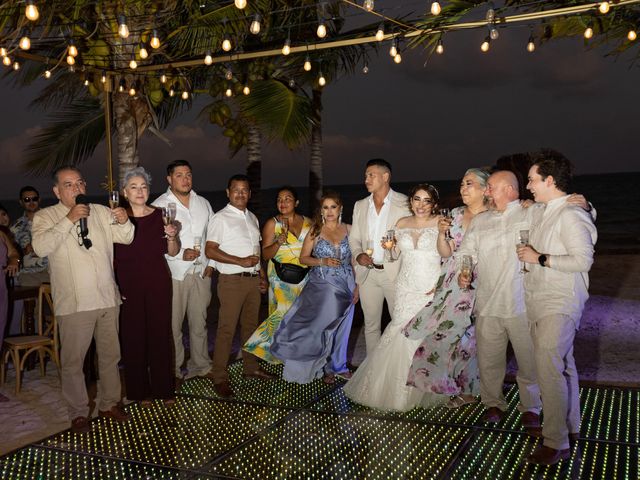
[226,272,260,277]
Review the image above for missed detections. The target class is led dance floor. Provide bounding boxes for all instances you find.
[1,362,638,479]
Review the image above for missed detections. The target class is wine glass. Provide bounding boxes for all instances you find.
[167,202,177,223]
[193,236,202,265]
[161,207,172,238]
[517,230,530,273]
[365,240,374,269]
[439,208,452,241]
[109,190,119,224]
[281,218,289,246]
[461,255,474,291]
[383,229,396,262]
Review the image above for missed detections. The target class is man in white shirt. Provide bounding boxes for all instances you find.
[517,152,596,465]
[152,160,215,380]
[349,159,410,355]
[32,166,134,433]
[205,174,274,398]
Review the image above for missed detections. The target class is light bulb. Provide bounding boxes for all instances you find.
[19,35,31,50]
[129,86,136,96]
[0,47,6,57]
[527,35,535,52]
[222,37,232,52]
[139,44,148,59]
[118,80,125,92]
[68,41,78,57]
[486,7,495,22]
[393,53,402,63]
[169,87,175,97]
[150,30,161,49]
[363,0,374,11]
[282,38,291,55]
[204,52,213,65]
[303,56,312,71]
[490,27,499,40]
[250,14,261,35]
[68,65,75,72]
[225,68,233,80]
[436,39,444,54]
[44,69,51,78]
[160,73,167,83]
[481,36,490,52]
[243,84,250,95]
[101,71,106,83]
[584,26,593,39]
[84,78,89,86]
[375,24,384,41]
[181,91,189,100]
[389,39,397,57]
[362,63,369,74]
[118,15,129,38]
[129,58,137,69]
[234,0,247,8]
[318,72,326,86]
[431,2,441,16]
[598,2,610,14]
[66,55,75,65]
[25,0,39,21]
[13,61,20,70]
[225,87,232,97]
[628,29,637,41]
[317,20,327,38]
[2,56,11,66]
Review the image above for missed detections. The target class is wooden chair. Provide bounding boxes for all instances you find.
[1,283,60,394]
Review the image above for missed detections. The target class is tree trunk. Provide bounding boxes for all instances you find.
[308,88,323,212]
[246,124,262,214]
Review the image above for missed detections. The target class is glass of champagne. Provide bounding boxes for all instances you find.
[517,230,530,273]
[193,236,202,265]
[109,190,119,224]
[281,217,289,246]
[365,240,374,269]
[383,229,396,262]
[167,202,177,223]
[439,208,452,241]
[461,255,474,291]
[161,207,172,238]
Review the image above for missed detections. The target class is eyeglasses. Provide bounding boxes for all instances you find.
[22,196,39,203]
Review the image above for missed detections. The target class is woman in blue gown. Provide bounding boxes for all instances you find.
[271,191,358,384]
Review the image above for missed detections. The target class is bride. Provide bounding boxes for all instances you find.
[343,183,444,411]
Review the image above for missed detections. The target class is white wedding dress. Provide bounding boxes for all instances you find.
[343,227,442,411]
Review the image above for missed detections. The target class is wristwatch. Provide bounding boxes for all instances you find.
[538,254,548,267]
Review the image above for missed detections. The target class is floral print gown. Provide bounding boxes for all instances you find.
[402,206,480,401]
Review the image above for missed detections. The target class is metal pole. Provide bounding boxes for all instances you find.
[103,76,114,190]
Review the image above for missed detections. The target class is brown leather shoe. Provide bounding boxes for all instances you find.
[70,416,92,434]
[521,411,540,428]
[482,407,505,423]
[526,445,570,465]
[243,368,277,380]
[214,381,234,398]
[98,405,131,422]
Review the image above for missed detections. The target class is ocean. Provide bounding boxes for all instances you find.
[2,172,638,253]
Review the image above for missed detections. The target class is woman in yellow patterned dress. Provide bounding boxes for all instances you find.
[243,187,312,363]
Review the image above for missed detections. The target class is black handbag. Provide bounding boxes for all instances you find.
[272,259,309,284]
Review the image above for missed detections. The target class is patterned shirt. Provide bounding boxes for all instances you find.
[11,214,49,274]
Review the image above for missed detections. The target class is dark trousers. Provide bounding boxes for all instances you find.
[211,274,261,383]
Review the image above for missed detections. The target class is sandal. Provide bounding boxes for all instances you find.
[445,395,478,409]
[322,374,336,384]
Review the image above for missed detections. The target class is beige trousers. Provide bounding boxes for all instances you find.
[358,268,397,355]
[476,314,541,414]
[57,307,121,420]
[171,273,212,378]
[531,313,580,450]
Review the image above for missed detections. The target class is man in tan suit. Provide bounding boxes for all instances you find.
[349,159,410,356]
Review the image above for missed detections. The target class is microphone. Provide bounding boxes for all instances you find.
[75,194,92,249]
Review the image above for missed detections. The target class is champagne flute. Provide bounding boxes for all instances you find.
[383,229,396,262]
[161,207,172,238]
[461,255,474,291]
[517,230,530,273]
[365,240,374,269]
[281,217,289,246]
[439,208,452,241]
[167,202,177,223]
[193,236,202,265]
[109,190,119,224]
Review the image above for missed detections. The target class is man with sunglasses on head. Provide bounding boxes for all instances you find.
[32,166,134,434]
[11,186,49,287]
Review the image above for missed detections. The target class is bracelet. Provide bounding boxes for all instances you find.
[320,258,324,266]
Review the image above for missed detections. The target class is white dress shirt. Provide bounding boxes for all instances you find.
[456,200,539,318]
[152,188,215,280]
[367,191,391,264]
[524,196,597,323]
[207,204,261,274]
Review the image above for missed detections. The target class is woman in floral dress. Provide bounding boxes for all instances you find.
[403,168,490,408]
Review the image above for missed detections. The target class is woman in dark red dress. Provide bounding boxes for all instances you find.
[115,167,180,405]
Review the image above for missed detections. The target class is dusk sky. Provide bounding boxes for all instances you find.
[1,2,638,200]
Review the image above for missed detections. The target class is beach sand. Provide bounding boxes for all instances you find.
[1,252,639,455]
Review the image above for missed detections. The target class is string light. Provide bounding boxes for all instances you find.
[317,19,327,38]
[303,55,312,71]
[436,38,444,54]
[362,61,369,74]
[84,78,89,86]
[169,85,175,96]
[129,56,138,69]
[584,24,594,39]
[222,35,232,52]
[389,38,398,57]
[225,67,233,80]
[363,0,374,11]
[431,2,441,16]
[375,23,384,41]
[490,25,499,40]
[481,36,491,52]
[225,86,233,97]
[44,69,51,78]
[129,82,136,96]
[66,55,75,65]
[19,32,31,50]
[25,0,39,21]
[527,34,535,52]
[150,29,161,49]
[234,0,247,9]
[243,84,250,95]
[204,51,213,65]
[68,64,74,72]
[118,79,125,92]
[393,52,402,63]
[181,90,189,100]
[101,70,107,83]
[318,70,326,86]
[13,61,20,70]
[486,4,496,22]
[118,15,130,38]
[250,14,261,35]
[282,37,291,55]
[68,39,78,57]
[0,47,6,57]
[160,72,167,83]
[139,43,149,59]
[2,56,11,66]
[598,2,610,14]
[628,29,637,41]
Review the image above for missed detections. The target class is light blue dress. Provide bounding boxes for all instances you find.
[271,235,355,384]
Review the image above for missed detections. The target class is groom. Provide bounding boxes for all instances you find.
[349,159,410,356]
